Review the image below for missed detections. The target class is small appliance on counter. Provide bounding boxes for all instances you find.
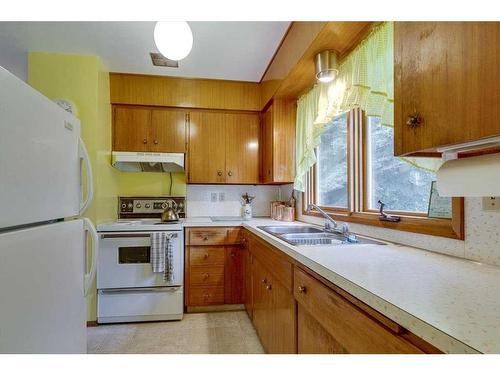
[96,196,186,324]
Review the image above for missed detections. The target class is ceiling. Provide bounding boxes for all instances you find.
[0,21,290,82]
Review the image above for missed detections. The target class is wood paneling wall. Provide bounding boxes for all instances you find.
[110,73,261,111]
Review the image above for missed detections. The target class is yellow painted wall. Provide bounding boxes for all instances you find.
[28,52,186,321]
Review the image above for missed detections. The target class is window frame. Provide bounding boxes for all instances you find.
[312,111,352,214]
[302,109,465,240]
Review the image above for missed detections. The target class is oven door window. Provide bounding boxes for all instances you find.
[118,246,150,264]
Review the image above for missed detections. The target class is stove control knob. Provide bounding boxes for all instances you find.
[145,203,151,209]
[136,203,142,209]
[128,203,133,209]
[161,203,167,209]
[121,203,127,209]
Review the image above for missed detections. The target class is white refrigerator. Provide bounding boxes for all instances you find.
[0,67,98,353]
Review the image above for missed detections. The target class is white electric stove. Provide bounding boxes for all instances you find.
[96,197,185,324]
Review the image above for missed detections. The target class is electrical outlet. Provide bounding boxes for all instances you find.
[482,197,500,212]
[219,192,225,202]
[210,192,218,203]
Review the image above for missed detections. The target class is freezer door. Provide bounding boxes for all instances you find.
[0,220,86,353]
[0,67,84,228]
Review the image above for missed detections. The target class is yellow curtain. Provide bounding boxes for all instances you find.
[293,85,324,191]
[293,21,442,183]
[315,22,394,126]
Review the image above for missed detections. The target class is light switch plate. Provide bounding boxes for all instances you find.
[219,192,225,202]
[210,193,218,202]
[482,197,500,212]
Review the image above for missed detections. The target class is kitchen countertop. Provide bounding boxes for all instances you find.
[183,217,500,353]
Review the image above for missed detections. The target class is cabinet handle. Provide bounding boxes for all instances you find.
[203,236,209,241]
[266,284,272,291]
[261,278,267,284]
[406,112,422,128]
[204,253,209,259]
[228,171,233,177]
[143,139,147,144]
[298,285,307,294]
[154,140,158,144]
[217,170,223,177]
[231,252,235,258]
[203,273,209,279]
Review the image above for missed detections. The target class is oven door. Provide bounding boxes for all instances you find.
[97,231,183,289]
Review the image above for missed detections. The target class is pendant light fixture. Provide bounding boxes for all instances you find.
[154,21,193,61]
[315,50,338,83]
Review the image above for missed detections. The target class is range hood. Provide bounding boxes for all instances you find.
[111,151,184,173]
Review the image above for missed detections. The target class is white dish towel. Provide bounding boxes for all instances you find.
[150,232,175,283]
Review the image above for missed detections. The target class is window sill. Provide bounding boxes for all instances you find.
[302,198,464,240]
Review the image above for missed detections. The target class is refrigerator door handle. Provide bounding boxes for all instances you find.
[78,136,93,215]
[83,218,98,297]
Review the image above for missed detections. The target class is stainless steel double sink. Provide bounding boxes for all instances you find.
[257,225,386,246]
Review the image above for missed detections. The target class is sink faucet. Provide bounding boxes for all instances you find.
[308,204,350,236]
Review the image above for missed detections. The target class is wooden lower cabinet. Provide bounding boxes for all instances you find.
[185,227,247,308]
[251,258,296,354]
[243,230,441,354]
[297,305,347,354]
[224,246,245,304]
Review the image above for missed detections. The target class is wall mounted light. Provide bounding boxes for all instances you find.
[154,21,193,61]
[314,50,338,83]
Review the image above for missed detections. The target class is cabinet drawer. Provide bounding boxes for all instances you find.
[189,246,225,266]
[249,235,292,292]
[294,267,422,354]
[188,228,227,245]
[226,227,243,244]
[189,286,225,306]
[189,265,224,287]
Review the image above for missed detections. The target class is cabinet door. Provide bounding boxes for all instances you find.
[251,258,273,353]
[150,109,187,152]
[188,111,226,183]
[261,106,274,183]
[394,22,500,156]
[243,244,253,318]
[113,106,150,151]
[270,276,297,354]
[225,113,260,184]
[224,246,245,304]
[271,99,296,183]
[298,305,347,354]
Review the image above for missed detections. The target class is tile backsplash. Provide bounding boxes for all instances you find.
[186,184,294,217]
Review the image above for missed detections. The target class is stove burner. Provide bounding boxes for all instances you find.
[155,221,179,225]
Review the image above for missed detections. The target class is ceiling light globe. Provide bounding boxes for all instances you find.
[154,21,193,61]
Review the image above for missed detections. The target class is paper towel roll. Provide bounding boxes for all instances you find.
[436,153,500,197]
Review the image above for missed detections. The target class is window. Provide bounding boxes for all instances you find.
[303,109,463,239]
[316,113,348,209]
[366,117,436,213]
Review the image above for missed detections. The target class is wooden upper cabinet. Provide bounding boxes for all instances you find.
[225,113,260,184]
[113,106,151,151]
[261,99,296,184]
[150,109,187,152]
[113,105,187,153]
[394,22,500,156]
[188,111,227,183]
[188,110,260,184]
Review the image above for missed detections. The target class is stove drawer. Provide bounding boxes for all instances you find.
[97,287,183,323]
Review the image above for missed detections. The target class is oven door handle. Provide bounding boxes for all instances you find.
[98,287,181,294]
[100,233,179,239]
